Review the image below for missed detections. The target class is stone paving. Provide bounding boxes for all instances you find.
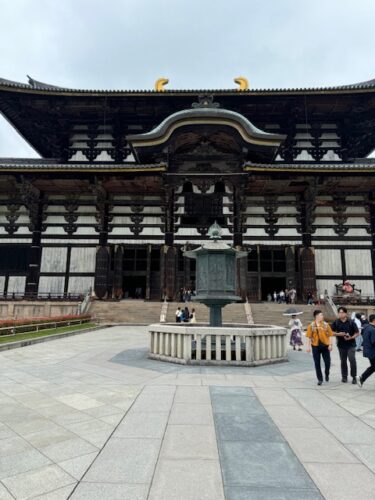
[0,326,374,499]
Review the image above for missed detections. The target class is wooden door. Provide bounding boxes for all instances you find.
[113,245,123,299]
[94,246,110,299]
[300,247,316,301]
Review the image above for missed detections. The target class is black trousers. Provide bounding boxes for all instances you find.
[338,347,357,379]
[361,357,375,383]
[312,345,331,382]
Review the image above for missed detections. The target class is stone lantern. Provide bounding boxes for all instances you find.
[184,222,247,326]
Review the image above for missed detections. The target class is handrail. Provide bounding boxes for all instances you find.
[79,290,92,315]
[0,293,85,301]
[0,317,92,337]
[325,291,338,317]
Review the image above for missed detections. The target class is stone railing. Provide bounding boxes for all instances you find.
[148,323,287,366]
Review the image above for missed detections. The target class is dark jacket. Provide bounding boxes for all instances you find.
[362,324,375,359]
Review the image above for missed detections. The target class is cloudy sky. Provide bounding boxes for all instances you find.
[0,0,374,158]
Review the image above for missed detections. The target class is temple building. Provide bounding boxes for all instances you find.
[0,75,374,302]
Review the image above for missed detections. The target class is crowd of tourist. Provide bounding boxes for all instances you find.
[289,306,375,387]
[267,287,297,304]
[175,305,196,323]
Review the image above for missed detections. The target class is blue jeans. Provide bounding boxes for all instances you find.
[356,334,363,349]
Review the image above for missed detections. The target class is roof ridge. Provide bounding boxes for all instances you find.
[0,76,375,94]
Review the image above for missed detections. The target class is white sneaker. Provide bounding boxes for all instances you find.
[356,376,363,388]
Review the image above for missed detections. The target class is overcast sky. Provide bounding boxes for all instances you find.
[0,0,374,158]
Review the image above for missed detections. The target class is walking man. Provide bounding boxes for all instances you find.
[306,310,334,385]
[331,306,359,384]
[357,314,375,387]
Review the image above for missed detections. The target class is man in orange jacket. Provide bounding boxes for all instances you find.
[306,309,334,386]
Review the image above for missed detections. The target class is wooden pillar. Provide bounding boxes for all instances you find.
[92,181,111,299]
[233,183,245,247]
[368,194,375,293]
[164,184,175,247]
[161,245,177,301]
[146,244,151,300]
[20,179,46,299]
[298,182,317,301]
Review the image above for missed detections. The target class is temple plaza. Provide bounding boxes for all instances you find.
[0,325,374,500]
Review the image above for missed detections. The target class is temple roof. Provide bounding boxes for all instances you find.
[0,75,374,160]
[0,75,374,95]
[0,158,374,173]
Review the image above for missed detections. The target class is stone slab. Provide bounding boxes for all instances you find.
[84,437,161,484]
[160,424,219,460]
[2,464,76,499]
[148,458,224,500]
[305,462,375,500]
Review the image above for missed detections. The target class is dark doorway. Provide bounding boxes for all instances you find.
[261,277,286,301]
[123,276,146,299]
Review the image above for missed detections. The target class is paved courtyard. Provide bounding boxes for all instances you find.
[0,326,375,500]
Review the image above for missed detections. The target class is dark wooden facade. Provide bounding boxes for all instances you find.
[0,76,374,301]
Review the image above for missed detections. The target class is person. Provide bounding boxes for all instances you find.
[186,289,192,302]
[267,293,272,302]
[331,306,359,384]
[356,314,375,387]
[190,308,197,323]
[353,312,363,352]
[285,289,290,304]
[306,310,334,385]
[279,290,285,303]
[342,280,354,294]
[361,314,369,327]
[289,314,303,351]
[175,307,182,323]
[273,291,277,302]
[289,287,296,304]
[184,306,190,323]
[307,291,314,305]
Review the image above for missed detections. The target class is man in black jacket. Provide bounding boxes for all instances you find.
[331,306,359,384]
[357,314,375,387]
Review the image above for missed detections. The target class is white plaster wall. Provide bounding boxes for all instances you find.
[313,227,337,237]
[316,279,340,296]
[68,276,94,294]
[38,276,65,295]
[7,276,26,294]
[350,280,374,296]
[69,247,96,273]
[0,276,5,294]
[40,247,67,273]
[315,249,342,275]
[345,249,373,276]
[346,228,370,237]
[44,226,66,235]
[244,228,267,237]
[245,216,265,225]
[277,228,300,237]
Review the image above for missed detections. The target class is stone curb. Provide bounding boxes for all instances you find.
[0,324,108,352]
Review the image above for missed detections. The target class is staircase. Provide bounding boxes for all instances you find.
[166,302,248,324]
[250,302,332,328]
[90,300,162,325]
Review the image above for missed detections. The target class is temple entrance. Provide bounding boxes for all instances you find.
[123,275,146,299]
[261,277,286,301]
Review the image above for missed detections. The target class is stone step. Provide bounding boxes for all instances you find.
[90,300,162,324]
[166,302,248,324]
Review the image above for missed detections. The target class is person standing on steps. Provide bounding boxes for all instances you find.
[331,306,359,384]
[306,310,334,386]
[356,314,375,387]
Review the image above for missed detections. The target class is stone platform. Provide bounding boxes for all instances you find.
[0,326,375,499]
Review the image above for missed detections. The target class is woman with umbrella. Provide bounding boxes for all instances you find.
[284,308,304,351]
